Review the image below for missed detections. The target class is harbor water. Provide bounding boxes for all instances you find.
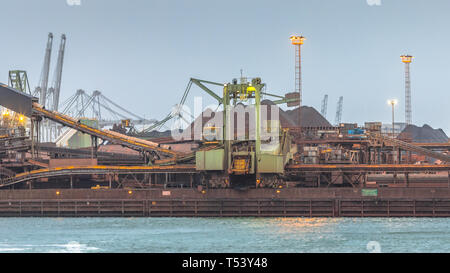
[0,217,449,253]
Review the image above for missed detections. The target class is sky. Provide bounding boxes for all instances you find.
[1,0,449,134]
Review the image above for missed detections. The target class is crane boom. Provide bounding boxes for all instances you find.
[321,94,328,118]
[51,34,66,111]
[335,96,343,125]
[38,33,53,107]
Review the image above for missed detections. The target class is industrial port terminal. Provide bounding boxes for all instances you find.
[1,33,449,218]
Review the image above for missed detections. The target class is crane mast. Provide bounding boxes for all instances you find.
[321,94,328,118]
[335,96,343,125]
[36,33,53,107]
[50,34,66,112]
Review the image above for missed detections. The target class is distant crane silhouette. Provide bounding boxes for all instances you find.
[335,96,343,125]
[321,94,328,118]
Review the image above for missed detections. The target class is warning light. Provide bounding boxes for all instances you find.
[276,190,281,194]
[201,190,206,194]
[56,191,60,195]
[128,190,133,195]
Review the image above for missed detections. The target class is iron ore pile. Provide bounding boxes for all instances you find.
[399,124,449,143]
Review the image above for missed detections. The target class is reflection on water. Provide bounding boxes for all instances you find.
[275,217,339,229]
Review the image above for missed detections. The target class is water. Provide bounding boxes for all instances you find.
[0,217,449,253]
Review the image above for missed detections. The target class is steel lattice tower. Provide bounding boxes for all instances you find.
[290,35,305,129]
[401,55,414,125]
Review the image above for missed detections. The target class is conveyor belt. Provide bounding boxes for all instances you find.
[38,144,142,160]
[3,163,449,188]
[369,133,450,162]
[0,164,197,188]
[32,103,183,158]
[286,164,450,172]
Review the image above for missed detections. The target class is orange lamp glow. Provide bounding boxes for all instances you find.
[290,35,306,45]
[401,55,414,63]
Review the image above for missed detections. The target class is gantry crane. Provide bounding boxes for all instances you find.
[41,34,66,142]
[321,94,328,118]
[335,96,343,125]
[49,34,66,112]
[34,33,53,107]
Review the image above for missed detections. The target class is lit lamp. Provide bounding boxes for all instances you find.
[387,99,398,137]
[387,99,398,163]
[289,35,306,45]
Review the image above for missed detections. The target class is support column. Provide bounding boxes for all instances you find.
[31,117,35,159]
[36,119,40,157]
[90,136,98,160]
[91,136,94,160]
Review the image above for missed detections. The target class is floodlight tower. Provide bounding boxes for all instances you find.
[401,55,414,125]
[290,35,306,130]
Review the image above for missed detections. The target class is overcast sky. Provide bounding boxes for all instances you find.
[1,0,449,134]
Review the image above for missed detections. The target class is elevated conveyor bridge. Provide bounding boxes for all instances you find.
[369,133,450,163]
[0,83,185,159]
[32,102,181,158]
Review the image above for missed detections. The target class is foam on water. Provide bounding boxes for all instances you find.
[0,241,99,253]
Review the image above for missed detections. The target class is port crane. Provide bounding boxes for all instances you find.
[59,89,158,128]
[34,33,53,107]
[321,94,328,118]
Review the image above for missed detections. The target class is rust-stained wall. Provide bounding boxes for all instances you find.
[1,187,450,200]
[1,188,450,217]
